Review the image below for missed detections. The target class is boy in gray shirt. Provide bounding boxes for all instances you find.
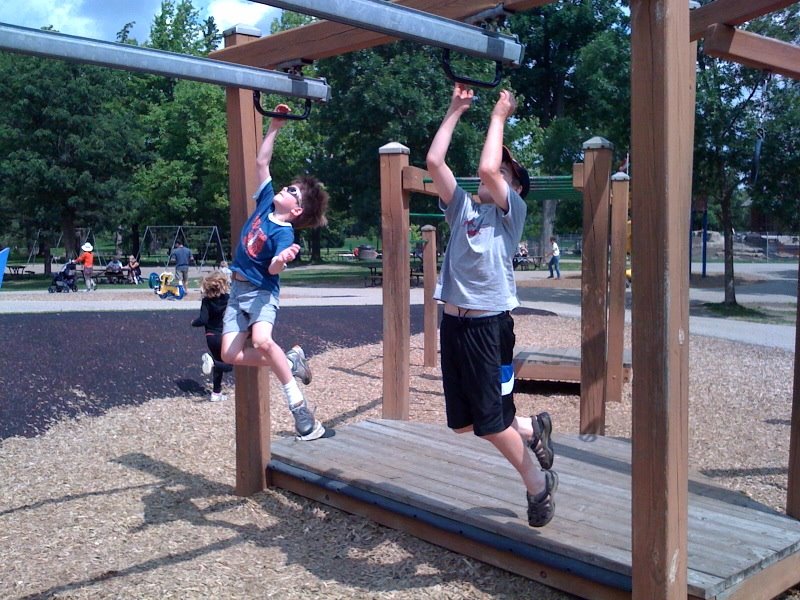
[426,83,557,527]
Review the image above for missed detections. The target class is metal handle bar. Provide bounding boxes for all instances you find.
[441,50,504,89]
[253,93,312,120]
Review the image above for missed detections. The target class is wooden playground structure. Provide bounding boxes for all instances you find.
[212,2,800,599]
[4,0,798,598]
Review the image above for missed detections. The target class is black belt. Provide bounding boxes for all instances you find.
[232,272,249,283]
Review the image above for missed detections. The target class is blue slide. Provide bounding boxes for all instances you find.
[0,247,9,289]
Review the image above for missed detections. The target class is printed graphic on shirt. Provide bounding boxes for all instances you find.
[464,212,489,238]
[244,215,268,259]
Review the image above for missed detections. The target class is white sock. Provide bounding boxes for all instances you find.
[282,379,304,409]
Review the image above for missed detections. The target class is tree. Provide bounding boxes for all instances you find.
[694,7,800,304]
[0,48,146,265]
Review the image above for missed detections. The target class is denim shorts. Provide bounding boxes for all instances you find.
[222,280,278,334]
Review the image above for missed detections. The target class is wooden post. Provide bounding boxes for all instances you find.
[580,137,613,435]
[379,142,411,420]
[223,25,271,496]
[788,250,800,518]
[630,0,693,595]
[607,172,630,403]
[421,224,438,368]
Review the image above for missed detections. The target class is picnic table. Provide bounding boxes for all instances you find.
[97,268,130,284]
[5,264,34,278]
[363,261,424,287]
[513,255,544,271]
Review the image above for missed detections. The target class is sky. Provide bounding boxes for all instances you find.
[0,0,282,43]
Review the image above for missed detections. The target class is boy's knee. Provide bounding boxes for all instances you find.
[251,335,276,355]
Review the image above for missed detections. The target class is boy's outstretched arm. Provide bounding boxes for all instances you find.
[426,84,474,206]
[255,104,290,184]
[478,89,517,212]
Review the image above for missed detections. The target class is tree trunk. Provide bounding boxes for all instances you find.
[720,188,737,305]
[131,224,141,258]
[309,228,322,263]
[61,211,78,259]
[540,198,558,257]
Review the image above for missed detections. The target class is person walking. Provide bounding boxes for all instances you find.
[426,83,557,528]
[170,241,193,289]
[74,242,97,292]
[547,236,561,279]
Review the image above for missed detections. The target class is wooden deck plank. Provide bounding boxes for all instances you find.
[270,419,800,599]
[514,347,633,383]
[338,421,800,578]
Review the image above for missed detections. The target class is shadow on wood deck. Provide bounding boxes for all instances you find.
[269,419,800,600]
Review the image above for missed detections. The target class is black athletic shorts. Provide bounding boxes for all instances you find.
[440,311,516,436]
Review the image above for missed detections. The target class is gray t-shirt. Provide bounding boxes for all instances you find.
[434,185,527,311]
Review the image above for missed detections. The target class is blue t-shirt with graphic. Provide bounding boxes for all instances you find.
[231,178,294,295]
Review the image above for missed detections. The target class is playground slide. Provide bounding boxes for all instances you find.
[0,248,9,289]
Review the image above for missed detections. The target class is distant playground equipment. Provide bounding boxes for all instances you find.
[139,225,226,268]
[150,271,186,300]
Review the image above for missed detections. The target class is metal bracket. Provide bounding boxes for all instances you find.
[463,4,514,29]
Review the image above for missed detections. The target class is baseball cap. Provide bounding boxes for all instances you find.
[502,145,530,199]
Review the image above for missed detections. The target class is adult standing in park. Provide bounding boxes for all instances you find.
[546,236,561,279]
[74,242,96,292]
[170,241,193,290]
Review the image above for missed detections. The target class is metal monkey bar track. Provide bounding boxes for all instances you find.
[0,22,331,103]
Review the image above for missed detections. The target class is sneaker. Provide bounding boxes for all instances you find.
[546,275,554,279]
[528,412,554,470]
[210,392,227,402]
[286,345,312,385]
[290,401,325,441]
[527,469,558,527]
[201,352,214,376]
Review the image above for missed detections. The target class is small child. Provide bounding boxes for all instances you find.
[192,271,233,401]
[220,104,328,440]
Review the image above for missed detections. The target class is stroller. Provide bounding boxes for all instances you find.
[48,261,78,293]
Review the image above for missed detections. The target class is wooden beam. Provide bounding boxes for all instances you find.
[403,165,438,196]
[629,0,693,595]
[379,142,412,420]
[224,27,272,496]
[690,0,797,41]
[209,0,551,69]
[421,225,438,368]
[607,173,630,404]
[703,24,800,79]
[789,250,800,519]
[579,138,613,436]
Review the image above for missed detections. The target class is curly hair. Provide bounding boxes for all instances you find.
[201,271,230,298]
[291,175,329,230]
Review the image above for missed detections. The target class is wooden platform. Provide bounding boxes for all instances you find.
[269,419,800,600]
[514,347,633,384]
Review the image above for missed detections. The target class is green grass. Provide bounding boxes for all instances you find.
[700,302,795,325]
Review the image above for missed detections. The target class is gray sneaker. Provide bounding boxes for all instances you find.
[287,345,312,385]
[290,400,325,441]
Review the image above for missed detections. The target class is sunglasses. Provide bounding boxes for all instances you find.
[285,185,302,206]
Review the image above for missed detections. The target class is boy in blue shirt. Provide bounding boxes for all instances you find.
[221,104,329,440]
[427,84,557,527]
